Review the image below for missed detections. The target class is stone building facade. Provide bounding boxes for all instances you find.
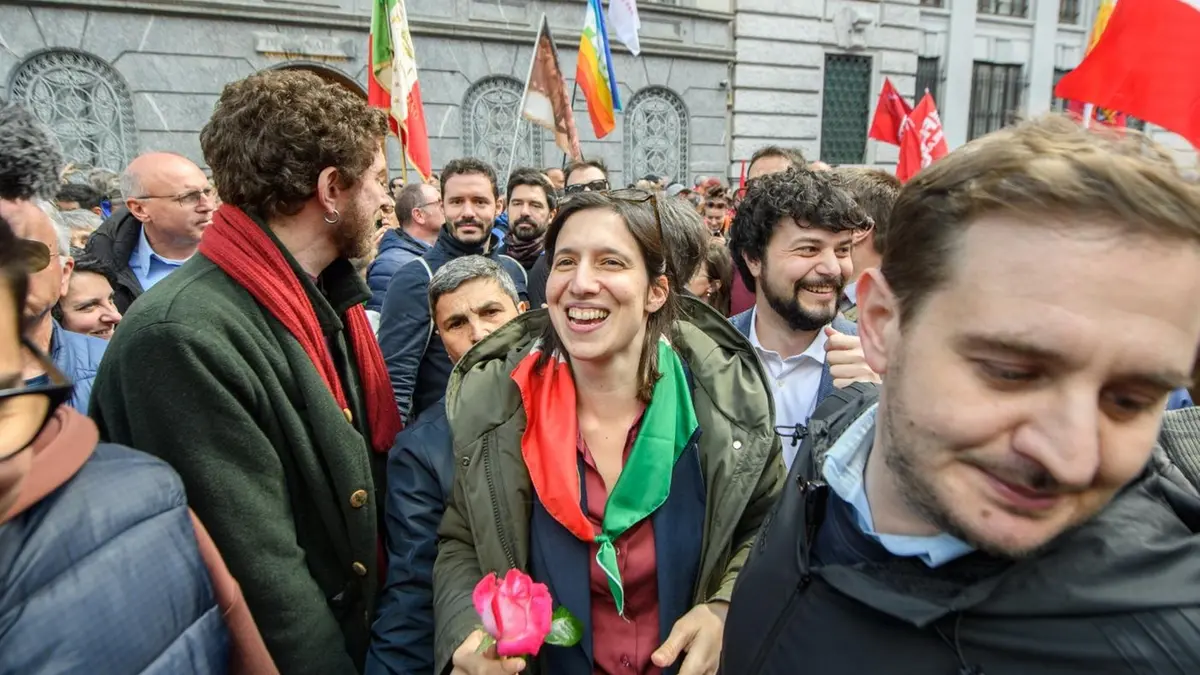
[730,0,1195,176]
[2,0,1193,189]
[1,0,734,186]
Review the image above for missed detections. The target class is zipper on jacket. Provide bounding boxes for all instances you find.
[742,581,807,674]
[482,433,518,568]
[743,479,826,674]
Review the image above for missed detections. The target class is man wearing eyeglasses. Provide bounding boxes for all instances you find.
[85,152,216,314]
[367,183,444,313]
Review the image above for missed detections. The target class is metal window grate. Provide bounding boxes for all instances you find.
[624,87,690,185]
[820,54,873,165]
[968,61,1023,140]
[977,0,1028,18]
[920,0,946,7]
[915,56,940,104]
[1059,0,1080,23]
[10,49,139,172]
[461,76,545,184]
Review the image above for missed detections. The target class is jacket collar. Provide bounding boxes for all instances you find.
[433,226,497,259]
[1,406,96,524]
[381,228,431,256]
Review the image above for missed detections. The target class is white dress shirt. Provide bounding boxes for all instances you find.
[748,307,827,469]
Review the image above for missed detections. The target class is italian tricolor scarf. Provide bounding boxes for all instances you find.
[511,338,699,615]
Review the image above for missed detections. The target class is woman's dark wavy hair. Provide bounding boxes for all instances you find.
[729,166,869,292]
[0,215,30,321]
[536,191,677,403]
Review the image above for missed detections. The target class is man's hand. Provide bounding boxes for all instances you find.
[450,630,526,675]
[651,601,728,675]
[824,327,881,388]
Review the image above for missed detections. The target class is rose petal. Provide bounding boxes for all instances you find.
[497,633,549,658]
[472,573,500,638]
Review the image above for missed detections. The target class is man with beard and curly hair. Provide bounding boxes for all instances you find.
[500,168,556,271]
[90,69,401,674]
[729,166,878,468]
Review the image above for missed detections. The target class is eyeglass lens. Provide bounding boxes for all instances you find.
[0,390,52,461]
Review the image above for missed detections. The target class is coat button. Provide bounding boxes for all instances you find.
[352,562,368,576]
[460,457,470,467]
[350,489,368,508]
[343,408,353,424]
[733,440,743,450]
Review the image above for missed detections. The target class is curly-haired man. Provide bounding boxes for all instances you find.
[91,69,401,674]
[728,166,877,467]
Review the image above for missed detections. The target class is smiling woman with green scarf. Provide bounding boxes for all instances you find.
[433,190,784,675]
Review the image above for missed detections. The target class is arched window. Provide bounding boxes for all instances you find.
[624,87,689,184]
[9,49,138,172]
[462,76,544,183]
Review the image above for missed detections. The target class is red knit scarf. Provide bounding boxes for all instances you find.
[199,204,402,453]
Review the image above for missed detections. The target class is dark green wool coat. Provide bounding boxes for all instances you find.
[90,226,386,675]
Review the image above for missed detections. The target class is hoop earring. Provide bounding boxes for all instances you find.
[324,209,341,224]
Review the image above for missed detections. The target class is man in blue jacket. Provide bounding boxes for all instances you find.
[366,183,443,312]
[367,255,524,674]
[2,197,107,414]
[378,158,528,424]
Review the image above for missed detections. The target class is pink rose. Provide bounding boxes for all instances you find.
[473,569,554,657]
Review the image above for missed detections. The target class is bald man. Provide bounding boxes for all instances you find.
[2,198,107,413]
[85,152,217,313]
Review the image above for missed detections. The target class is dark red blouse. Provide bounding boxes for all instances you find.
[578,422,662,675]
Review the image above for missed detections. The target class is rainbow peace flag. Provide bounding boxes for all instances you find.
[577,0,622,139]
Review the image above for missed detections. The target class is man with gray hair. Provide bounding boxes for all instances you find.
[368,255,523,675]
[85,151,216,313]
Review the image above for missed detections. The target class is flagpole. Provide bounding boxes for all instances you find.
[562,80,580,170]
[1081,103,1094,129]
[508,14,545,179]
[400,136,409,184]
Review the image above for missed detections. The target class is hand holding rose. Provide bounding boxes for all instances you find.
[452,570,581,674]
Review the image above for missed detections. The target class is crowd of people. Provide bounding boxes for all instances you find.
[3,66,1200,675]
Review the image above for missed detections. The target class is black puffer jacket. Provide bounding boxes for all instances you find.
[84,207,145,314]
[722,386,1200,675]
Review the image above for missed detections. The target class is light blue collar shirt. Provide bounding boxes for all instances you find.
[129,225,191,292]
[820,403,975,568]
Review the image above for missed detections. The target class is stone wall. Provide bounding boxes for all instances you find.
[731,0,922,176]
[2,0,735,184]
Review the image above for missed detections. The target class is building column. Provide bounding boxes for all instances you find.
[941,0,977,148]
[1027,0,1062,114]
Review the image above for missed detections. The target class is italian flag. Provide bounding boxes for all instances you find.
[369,0,432,181]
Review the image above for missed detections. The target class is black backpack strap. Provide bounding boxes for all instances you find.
[807,382,879,473]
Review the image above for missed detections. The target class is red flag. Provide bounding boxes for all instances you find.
[868,78,914,146]
[737,159,747,198]
[369,0,432,180]
[897,93,949,183]
[1055,0,1200,148]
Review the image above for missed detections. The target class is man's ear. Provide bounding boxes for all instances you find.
[742,252,763,281]
[316,166,347,216]
[518,301,530,313]
[856,267,898,377]
[125,197,151,223]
